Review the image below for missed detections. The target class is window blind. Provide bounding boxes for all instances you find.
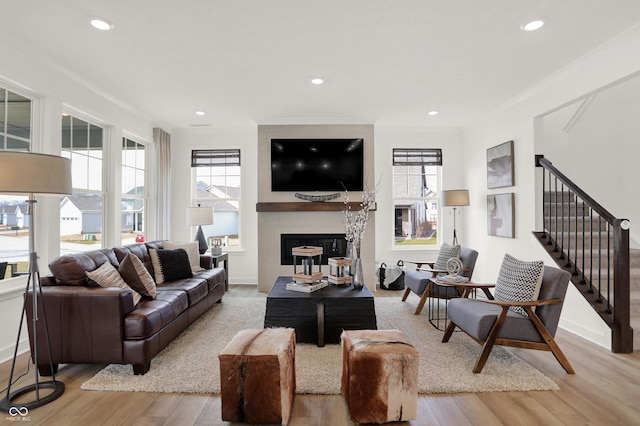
[191,149,240,167]
[392,148,442,166]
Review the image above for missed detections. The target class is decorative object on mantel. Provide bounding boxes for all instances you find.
[294,192,340,202]
[343,181,379,290]
[292,246,323,283]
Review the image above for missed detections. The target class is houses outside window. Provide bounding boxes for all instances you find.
[121,138,146,244]
[392,148,442,247]
[0,87,32,275]
[191,149,241,249]
[60,115,104,253]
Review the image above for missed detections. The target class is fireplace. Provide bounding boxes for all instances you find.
[280,233,347,265]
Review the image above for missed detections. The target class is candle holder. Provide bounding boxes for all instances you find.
[292,246,323,283]
[328,257,353,285]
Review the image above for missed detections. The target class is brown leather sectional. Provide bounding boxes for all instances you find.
[25,241,226,375]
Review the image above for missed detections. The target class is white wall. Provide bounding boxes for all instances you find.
[171,127,259,285]
[460,23,640,349]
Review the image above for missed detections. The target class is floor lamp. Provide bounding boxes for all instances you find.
[186,205,213,254]
[0,152,72,412]
[442,189,470,245]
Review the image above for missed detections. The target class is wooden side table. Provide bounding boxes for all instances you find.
[208,253,229,291]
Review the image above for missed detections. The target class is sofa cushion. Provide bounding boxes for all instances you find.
[49,249,119,286]
[149,248,193,284]
[119,253,157,299]
[87,262,142,305]
[494,254,544,316]
[124,290,189,339]
[156,277,209,307]
[164,241,204,273]
[113,242,157,276]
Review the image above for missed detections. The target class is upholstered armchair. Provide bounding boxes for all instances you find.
[442,259,574,374]
[402,245,478,315]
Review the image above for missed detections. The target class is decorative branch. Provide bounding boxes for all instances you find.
[342,180,380,251]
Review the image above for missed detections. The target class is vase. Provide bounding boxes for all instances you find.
[352,257,364,290]
[345,240,357,276]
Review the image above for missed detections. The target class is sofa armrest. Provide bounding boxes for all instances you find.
[26,286,136,365]
[200,255,213,269]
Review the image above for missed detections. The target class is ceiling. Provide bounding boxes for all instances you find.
[2,0,640,130]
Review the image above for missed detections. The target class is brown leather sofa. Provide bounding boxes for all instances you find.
[26,241,226,375]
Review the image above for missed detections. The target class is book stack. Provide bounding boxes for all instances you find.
[285,280,328,293]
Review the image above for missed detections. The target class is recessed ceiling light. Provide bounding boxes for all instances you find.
[428,110,439,116]
[90,18,114,31]
[195,111,207,116]
[311,78,324,85]
[522,20,544,32]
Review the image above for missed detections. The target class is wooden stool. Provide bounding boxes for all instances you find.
[341,329,419,424]
[219,328,295,425]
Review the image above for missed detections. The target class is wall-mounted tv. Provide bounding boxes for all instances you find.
[271,138,364,192]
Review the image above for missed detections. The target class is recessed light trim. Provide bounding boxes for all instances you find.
[428,110,439,116]
[90,18,114,31]
[311,78,324,85]
[522,20,544,32]
[195,111,207,116]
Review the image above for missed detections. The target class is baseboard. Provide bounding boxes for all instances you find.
[0,337,30,365]
[559,318,611,350]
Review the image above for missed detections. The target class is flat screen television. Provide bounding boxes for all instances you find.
[271,138,364,192]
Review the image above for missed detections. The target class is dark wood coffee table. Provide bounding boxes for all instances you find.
[264,276,377,346]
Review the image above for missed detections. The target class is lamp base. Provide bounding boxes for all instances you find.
[0,380,65,412]
[194,225,208,254]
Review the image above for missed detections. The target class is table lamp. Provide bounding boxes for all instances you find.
[0,151,72,411]
[186,205,213,254]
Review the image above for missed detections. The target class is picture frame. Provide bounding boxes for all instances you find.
[487,193,515,238]
[486,140,514,188]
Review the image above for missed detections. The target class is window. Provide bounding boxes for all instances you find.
[60,115,104,252]
[392,148,442,247]
[191,149,241,248]
[122,138,146,244]
[0,87,32,275]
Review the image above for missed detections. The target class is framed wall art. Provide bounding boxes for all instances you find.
[486,140,514,188]
[487,193,515,238]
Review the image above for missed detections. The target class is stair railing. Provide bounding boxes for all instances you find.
[535,155,633,353]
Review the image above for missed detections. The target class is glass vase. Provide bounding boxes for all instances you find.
[352,257,364,290]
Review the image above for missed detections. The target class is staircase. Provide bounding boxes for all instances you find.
[535,156,634,353]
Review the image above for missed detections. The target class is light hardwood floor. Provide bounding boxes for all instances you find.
[1,284,639,425]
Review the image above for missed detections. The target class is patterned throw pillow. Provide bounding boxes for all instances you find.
[119,253,157,299]
[433,243,461,271]
[86,262,142,305]
[494,254,544,316]
[164,241,204,273]
[149,248,193,284]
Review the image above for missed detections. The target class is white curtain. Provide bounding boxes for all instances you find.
[154,128,171,240]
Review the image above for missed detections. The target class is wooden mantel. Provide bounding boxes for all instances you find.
[256,202,377,212]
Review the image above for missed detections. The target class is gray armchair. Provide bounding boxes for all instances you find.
[401,246,479,315]
[442,265,574,374]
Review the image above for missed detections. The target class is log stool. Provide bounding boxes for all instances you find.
[219,328,295,425]
[341,329,419,424]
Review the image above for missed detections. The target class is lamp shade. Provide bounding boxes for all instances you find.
[0,151,72,195]
[442,189,470,207]
[186,206,213,226]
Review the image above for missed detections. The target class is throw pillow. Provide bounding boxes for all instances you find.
[494,254,544,316]
[119,253,157,299]
[433,243,461,271]
[149,248,193,284]
[86,262,142,305]
[164,241,204,273]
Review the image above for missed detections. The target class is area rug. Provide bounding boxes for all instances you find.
[81,295,558,394]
